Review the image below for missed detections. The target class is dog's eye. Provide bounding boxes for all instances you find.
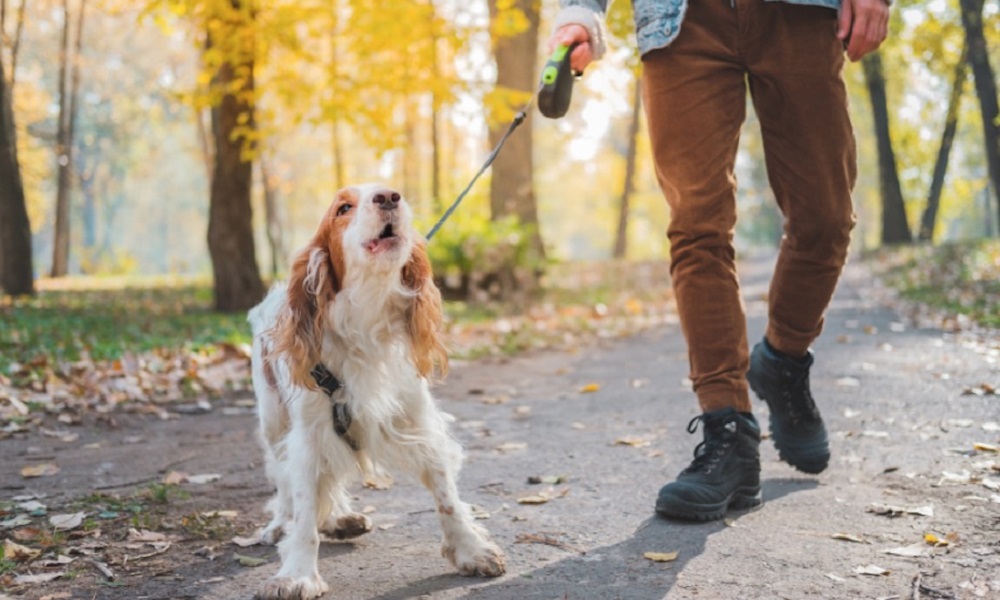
[336,203,353,216]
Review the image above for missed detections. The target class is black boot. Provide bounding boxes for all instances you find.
[747,338,830,474]
[655,408,762,521]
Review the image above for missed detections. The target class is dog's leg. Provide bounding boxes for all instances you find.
[411,399,505,577]
[319,480,372,540]
[256,428,330,600]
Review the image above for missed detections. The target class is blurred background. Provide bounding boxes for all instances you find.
[0,0,998,368]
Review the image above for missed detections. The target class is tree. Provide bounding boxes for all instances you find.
[0,0,34,296]
[862,51,912,245]
[919,44,967,242]
[204,0,265,311]
[958,0,1000,230]
[613,78,641,259]
[50,0,85,277]
[486,0,544,261]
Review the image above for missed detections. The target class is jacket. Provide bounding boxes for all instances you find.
[555,0,843,58]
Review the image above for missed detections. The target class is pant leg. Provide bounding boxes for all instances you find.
[741,0,858,357]
[641,0,751,413]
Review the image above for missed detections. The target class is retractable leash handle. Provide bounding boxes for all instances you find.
[538,43,581,119]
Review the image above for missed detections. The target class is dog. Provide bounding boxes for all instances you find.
[247,184,506,599]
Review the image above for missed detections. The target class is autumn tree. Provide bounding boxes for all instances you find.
[486,0,544,261]
[919,44,967,242]
[0,0,34,296]
[50,0,86,277]
[958,0,1000,229]
[862,51,912,245]
[204,0,265,311]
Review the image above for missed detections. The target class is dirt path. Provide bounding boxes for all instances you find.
[2,259,998,600]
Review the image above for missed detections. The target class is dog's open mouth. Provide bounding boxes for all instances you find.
[366,222,400,254]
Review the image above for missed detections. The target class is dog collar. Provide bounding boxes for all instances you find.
[310,364,360,452]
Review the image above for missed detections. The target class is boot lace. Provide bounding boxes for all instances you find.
[780,368,821,425]
[682,414,734,475]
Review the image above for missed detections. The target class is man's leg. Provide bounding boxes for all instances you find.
[642,0,761,521]
[744,0,857,473]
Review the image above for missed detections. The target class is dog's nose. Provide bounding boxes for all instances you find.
[372,189,401,211]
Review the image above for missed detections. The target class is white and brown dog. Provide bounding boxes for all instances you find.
[248,184,506,599]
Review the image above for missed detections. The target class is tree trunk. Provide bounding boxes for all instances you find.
[260,156,285,278]
[958,0,1000,230]
[862,52,912,245]
[51,0,74,276]
[0,52,34,296]
[206,12,265,312]
[194,106,213,188]
[919,45,967,242]
[486,0,544,261]
[613,79,642,259]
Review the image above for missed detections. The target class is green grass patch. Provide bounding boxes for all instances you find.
[870,240,1000,328]
[0,279,252,374]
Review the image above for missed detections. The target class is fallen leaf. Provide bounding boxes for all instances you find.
[233,553,268,567]
[495,442,528,453]
[127,528,167,542]
[867,503,934,517]
[515,533,582,553]
[187,473,222,485]
[517,495,550,505]
[614,436,651,448]
[14,572,64,584]
[883,544,928,557]
[20,463,60,478]
[644,551,679,563]
[4,538,41,562]
[201,510,238,518]
[973,443,999,454]
[48,512,85,531]
[363,473,394,490]
[162,471,188,485]
[231,535,261,548]
[39,592,72,600]
[924,533,950,547]
[831,533,868,544]
[527,475,568,485]
[579,383,601,393]
[854,564,890,576]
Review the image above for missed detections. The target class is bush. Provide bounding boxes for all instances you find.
[424,204,544,305]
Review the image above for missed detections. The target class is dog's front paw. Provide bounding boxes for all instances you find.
[254,575,328,600]
[443,539,506,578]
[320,513,373,540]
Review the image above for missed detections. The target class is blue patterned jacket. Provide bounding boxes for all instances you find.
[556,0,842,57]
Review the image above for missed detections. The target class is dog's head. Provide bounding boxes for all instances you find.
[273,184,447,388]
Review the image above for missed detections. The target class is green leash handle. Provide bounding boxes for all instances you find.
[538,42,581,119]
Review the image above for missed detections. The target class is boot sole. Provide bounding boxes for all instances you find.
[655,486,763,522]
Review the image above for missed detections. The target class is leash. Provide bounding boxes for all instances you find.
[312,45,583,444]
[424,43,580,241]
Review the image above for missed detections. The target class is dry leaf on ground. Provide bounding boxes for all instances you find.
[48,512,85,531]
[854,564,890,576]
[831,533,868,544]
[20,464,60,478]
[644,551,679,562]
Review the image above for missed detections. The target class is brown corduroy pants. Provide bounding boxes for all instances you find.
[641,0,858,413]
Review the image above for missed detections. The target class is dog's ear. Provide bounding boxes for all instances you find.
[274,242,339,389]
[402,240,448,378]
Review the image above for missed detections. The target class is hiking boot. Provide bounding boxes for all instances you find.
[747,338,830,474]
[655,408,762,521]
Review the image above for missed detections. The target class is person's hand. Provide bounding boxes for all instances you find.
[547,24,595,73]
[837,0,890,62]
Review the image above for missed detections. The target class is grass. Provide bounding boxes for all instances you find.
[869,239,1000,329]
[1,278,252,375]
